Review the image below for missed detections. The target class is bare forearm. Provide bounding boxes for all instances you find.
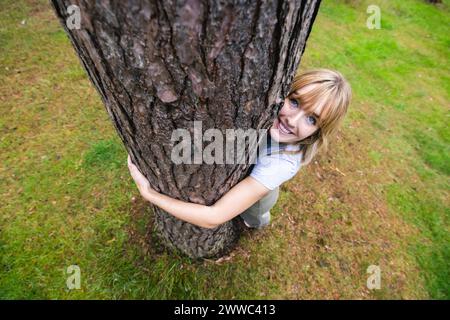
[143,190,217,229]
[128,154,268,230]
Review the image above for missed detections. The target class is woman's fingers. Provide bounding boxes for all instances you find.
[126,155,155,199]
[128,159,149,186]
[127,155,139,179]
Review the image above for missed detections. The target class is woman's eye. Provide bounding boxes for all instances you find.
[289,98,299,108]
[306,115,317,126]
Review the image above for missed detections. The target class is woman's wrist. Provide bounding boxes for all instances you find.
[143,186,158,202]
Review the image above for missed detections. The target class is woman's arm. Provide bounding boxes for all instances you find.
[208,176,271,225]
[128,155,270,229]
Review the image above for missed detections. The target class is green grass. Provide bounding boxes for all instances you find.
[302,0,449,298]
[0,0,448,299]
[386,184,449,299]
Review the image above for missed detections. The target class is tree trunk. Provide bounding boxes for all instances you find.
[51,0,321,259]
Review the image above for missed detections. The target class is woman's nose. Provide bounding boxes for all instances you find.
[286,111,303,129]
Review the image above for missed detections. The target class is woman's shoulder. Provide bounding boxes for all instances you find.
[254,149,302,174]
[254,136,302,171]
[249,150,302,190]
[278,152,302,173]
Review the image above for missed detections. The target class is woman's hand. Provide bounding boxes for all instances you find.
[127,154,218,229]
[127,154,156,201]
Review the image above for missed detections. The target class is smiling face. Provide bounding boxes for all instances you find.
[268,69,352,164]
[270,88,323,144]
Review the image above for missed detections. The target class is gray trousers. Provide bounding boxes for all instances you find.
[239,187,280,228]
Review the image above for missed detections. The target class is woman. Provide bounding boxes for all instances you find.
[128,69,352,229]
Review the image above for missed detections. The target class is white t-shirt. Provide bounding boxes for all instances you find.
[249,135,303,190]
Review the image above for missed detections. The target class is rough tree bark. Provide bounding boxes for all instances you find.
[51,0,321,259]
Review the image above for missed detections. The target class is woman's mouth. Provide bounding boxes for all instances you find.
[277,118,293,135]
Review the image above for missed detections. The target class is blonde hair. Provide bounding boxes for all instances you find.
[276,69,352,165]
